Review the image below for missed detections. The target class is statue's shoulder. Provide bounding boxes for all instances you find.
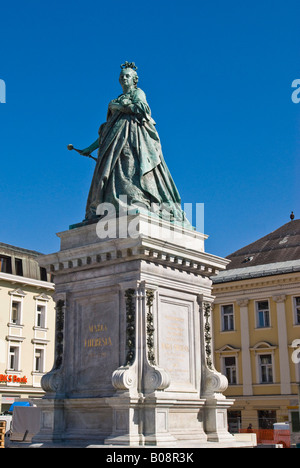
[133,87,147,101]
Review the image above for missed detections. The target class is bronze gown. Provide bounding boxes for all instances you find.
[85,87,189,226]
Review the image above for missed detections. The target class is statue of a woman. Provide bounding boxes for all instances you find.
[76,62,189,226]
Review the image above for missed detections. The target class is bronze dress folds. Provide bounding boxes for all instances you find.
[85,87,189,225]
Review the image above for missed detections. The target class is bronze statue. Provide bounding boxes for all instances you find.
[69,62,189,226]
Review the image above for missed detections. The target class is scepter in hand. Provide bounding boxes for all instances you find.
[67,144,97,162]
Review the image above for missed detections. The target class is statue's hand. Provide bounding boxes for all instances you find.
[121,98,131,106]
[109,100,122,111]
[80,148,91,156]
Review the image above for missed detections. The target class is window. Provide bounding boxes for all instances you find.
[259,354,273,383]
[8,346,19,371]
[221,304,234,331]
[224,356,237,384]
[0,255,12,274]
[40,267,47,282]
[258,410,276,429]
[291,411,300,432]
[15,258,23,276]
[228,411,242,433]
[11,301,21,325]
[34,348,44,373]
[256,301,270,328]
[294,297,300,325]
[9,291,25,326]
[36,304,46,328]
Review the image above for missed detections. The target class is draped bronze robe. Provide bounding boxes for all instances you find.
[85,87,188,225]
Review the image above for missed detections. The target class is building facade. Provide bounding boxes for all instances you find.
[212,218,300,440]
[0,243,55,412]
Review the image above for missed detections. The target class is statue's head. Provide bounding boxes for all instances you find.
[119,61,139,89]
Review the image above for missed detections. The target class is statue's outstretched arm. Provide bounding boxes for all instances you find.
[67,139,99,162]
[80,139,99,155]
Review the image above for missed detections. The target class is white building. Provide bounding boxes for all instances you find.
[0,243,55,412]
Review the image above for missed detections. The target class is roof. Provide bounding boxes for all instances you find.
[212,218,300,284]
[0,242,42,257]
[226,219,300,270]
[212,259,300,283]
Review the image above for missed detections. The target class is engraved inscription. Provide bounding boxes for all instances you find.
[158,302,191,386]
[77,300,118,391]
[84,336,112,348]
[83,322,112,360]
[84,323,112,349]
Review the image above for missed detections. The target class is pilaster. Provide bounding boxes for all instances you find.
[273,294,291,394]
[237,298,253,396]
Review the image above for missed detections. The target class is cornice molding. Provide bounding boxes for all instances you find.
[0,272,54,291]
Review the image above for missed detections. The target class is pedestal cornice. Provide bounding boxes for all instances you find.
[39,214,229,278]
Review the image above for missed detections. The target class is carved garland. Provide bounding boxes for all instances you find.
[54,299,65,370]
[125,289,135,366]
[204,303,213,370]
[146,290,156,366]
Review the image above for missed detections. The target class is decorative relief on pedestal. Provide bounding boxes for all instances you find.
[143,287,170,392]
[144,366,171,392]
[205,369,228,396]
[41,298,65,394]
[54,299,65,370]
[204,303,213,370]
[111,366,136,390]
[112,285,171,393]
[199,299,228,397]
[112,288,137,391]
[146,289,156,366]
[125,289,136,366]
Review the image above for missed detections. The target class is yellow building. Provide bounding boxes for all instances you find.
[0,243,55,412]
[212,217,300,439]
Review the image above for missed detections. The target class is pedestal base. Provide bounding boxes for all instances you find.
[204,397,235,443]
[32,215,241,447]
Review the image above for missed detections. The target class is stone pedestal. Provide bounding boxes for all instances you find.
[33,214,235,446]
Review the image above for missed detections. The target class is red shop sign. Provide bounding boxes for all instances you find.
[0,374,27,384]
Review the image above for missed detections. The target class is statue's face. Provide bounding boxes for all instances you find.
[119,69,136,89]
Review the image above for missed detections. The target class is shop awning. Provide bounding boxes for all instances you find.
[9,401,30,411]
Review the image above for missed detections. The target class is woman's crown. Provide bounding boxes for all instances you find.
[120,61,138,71]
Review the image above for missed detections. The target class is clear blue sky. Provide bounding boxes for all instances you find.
[0,0,299,258]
